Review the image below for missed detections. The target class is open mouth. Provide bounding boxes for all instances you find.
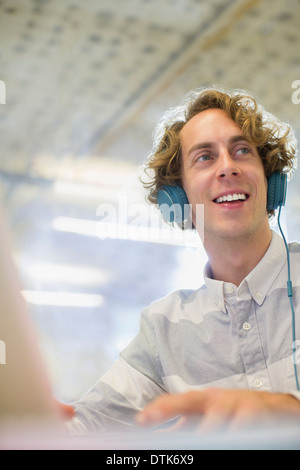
[213,193,249,204]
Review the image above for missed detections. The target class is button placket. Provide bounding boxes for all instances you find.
[254,378,263,389]
[243,322,251,331]
[226,285,234,294]
[236,299,269,382]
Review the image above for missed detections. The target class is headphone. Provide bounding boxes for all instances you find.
[157,172,300,391]
[157,172,287,223]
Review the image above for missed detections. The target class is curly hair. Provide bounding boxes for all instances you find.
[142,87,298,218]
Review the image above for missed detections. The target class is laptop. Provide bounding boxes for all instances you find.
[0,204,59,424]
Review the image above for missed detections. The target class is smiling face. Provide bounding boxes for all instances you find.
[181,108,270,244]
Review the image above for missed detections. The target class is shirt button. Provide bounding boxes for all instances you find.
[256,292,263,300]
[243,322,251,331]
[254,379,263,389]
[226,285,234,294]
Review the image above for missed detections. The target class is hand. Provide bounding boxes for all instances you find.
[135,389,300,432]
[55,399,75,421]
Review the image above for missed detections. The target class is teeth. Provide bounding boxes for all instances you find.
[215,193,247,203]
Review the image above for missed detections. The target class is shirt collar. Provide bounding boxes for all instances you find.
[203,230,287,312]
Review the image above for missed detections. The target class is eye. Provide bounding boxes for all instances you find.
[196,154,212,162]
[235,147,250,155]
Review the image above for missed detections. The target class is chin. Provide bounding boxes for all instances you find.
[205,222,253,241]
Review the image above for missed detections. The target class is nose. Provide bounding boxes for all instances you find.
[216,148,241,179]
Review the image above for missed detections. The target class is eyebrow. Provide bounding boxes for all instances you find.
[187,135,248,158]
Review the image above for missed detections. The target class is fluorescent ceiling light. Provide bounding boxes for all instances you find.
[22,290,104,308]
[52,216,200,247]
[54,180,120,201]
[22,262,109,286]
[52,217,99,237]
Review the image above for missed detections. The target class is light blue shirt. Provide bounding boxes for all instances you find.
[69,230,300,432]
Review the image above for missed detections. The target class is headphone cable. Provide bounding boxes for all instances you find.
[277,205,300,391]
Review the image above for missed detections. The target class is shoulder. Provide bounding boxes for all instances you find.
[289,240,300,254]
[144,285,208,324]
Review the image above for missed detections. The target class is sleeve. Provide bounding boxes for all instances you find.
[66,308,166,434]
[287,391,300,402]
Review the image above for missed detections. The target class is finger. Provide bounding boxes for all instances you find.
[55,400,75,420]
[135,391,207,426]
[61,403,75,420]
[228,406,276,432]
[195,409,231,434]
[154,416,189,433]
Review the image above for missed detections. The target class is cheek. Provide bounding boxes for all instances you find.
[181,174,193,204]
[183,183,202,207]
[251,163,267,197]
[261,175,268,204]
[182,171,205,204]
[252,172,269,214]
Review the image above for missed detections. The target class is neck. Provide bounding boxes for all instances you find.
[203,225,272,287]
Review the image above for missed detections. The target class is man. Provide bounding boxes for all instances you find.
[67,88,300,433]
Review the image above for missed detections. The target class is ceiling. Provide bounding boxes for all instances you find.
[1,0,300,170]
[1,0,300,401]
